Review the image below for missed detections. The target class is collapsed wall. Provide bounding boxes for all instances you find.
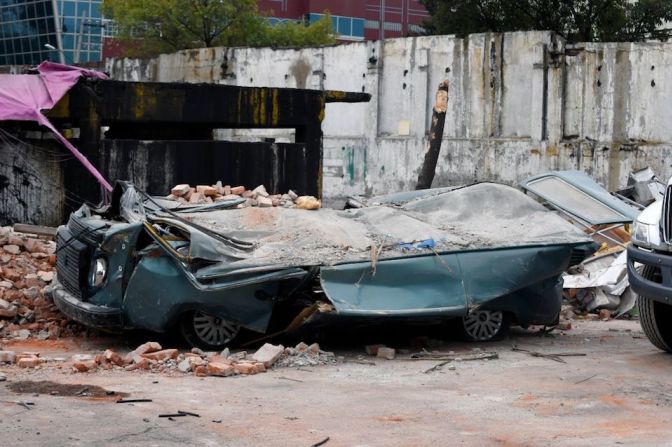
[107,32,672,201]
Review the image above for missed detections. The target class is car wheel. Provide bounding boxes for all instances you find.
[179,310,241,350]
[638,266,672,353]
[459,309,510,341]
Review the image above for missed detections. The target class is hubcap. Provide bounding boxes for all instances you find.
[192,311,240,346]
[463,310,503,341]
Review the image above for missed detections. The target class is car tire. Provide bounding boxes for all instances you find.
[638,266,672,353]
[179,310,241,350]
[458,309,510,342]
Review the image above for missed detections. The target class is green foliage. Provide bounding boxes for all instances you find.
[420,0,672,42]
[102,0,336,57]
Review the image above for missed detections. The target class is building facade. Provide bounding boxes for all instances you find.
[0,0,105,65]
[258,0,429,41]
[1,0,429,65]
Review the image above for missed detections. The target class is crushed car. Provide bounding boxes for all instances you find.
[53,181,595,349]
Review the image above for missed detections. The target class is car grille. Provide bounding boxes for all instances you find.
[68,214,104,246]
[56,228,89,299]
[662,185,672,244]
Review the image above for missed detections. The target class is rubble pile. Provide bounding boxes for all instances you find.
[167,182,321,210]
[0,341,337,376]
[0,227,81,340]
[275,342,338,367]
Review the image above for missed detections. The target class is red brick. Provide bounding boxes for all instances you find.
[189,192,204,203]
[207,361,235,377]
[72,359,97,372]
[171,184,191,197]
[194,365,208,377]
[17,356,40,368]
[142,349,178,362]
[23,238,46,254]
[233,362,256,375]
[104,349,125,366]
[133,341,162,355]
[0,351,15,363]
[196,185,217,197]
[230,186,245,195]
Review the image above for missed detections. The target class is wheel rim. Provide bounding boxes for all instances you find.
[192,311,240,346]
[463,310,503,341]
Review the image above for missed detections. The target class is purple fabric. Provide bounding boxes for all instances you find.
[0,61,113,192]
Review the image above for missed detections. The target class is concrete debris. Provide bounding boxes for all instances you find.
[376,347,396,360]
[563,251,636,318]
[251,343,285,367]
[275,342,337,368]
[167,182,313,209]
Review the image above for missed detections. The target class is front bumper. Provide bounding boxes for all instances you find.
[52,279,124,329]
[627,244,672,305]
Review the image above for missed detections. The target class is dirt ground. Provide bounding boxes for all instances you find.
[0,319,671,447]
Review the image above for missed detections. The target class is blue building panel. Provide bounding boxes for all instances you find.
[0,0,104,64]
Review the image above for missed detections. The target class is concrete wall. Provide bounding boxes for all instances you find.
[106,32,672,200]
[0,136,65,226]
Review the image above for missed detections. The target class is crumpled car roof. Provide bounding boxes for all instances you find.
[158,183,592,276]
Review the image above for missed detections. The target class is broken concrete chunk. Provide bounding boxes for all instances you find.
[252,185,269,198]
[0,306,17,318]
[295,196,321,210]
[191,347,206,356]
[178,356,207,373]
[0,281,12,289]
[223,185,231,196]
[22,238,45,254]
[251,343,284,368]
[288,190,298,201]
[17,329,30,340]
[3,245,20,255]
[171,184,191,197]
[0,350,16,363]
[257,196,273,208]
[376,347,396,360]
[365,345,384,356]
[37,271,54,282]
[228,351,247,361]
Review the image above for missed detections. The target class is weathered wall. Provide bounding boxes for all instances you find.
[0,137,65,226]
[105,33,672,200]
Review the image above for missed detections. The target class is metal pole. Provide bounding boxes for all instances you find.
[416,81,449,190]
[380,0,385,40]
[51,0,65,64]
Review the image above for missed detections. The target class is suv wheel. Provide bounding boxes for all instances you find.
[459,310,510,341]
[638,266,672,353]
[179,310,241,350]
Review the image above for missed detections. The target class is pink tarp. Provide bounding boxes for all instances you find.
[0,61,113,192]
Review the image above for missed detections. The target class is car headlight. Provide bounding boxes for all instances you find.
[89,257,107,287]
[632,220,657,248]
